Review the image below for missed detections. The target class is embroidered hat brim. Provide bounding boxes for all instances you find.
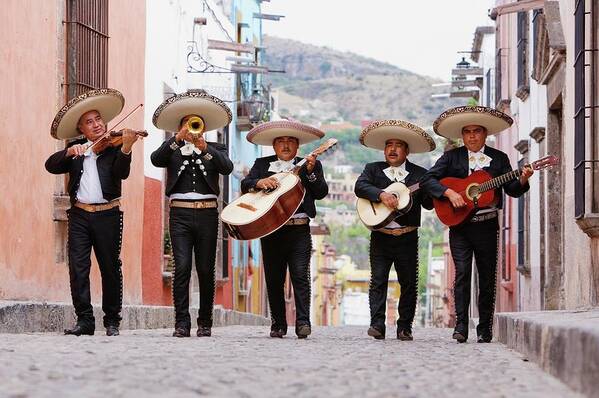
[433,106,513,139]
[359,120,436,153]
[50,88,125,140]
[246,120,325,146]
[152,91,232,133]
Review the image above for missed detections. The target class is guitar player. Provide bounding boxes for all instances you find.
[240,120,328,339]
[420,106,533,344]
[354,120,435,341]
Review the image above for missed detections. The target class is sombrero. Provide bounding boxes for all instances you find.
[246,120,324,146]
[433,106,513,139]
[152,90,232,133]
[50,88,124,140]
[359,120,436,153]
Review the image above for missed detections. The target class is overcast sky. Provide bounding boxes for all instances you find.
[261,0,495,81]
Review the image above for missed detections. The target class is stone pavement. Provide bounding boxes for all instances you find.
[0,326,580,398]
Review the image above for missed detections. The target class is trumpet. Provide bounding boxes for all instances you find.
[187,116,205,135]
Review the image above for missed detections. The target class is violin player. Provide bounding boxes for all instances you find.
[45,88,141,336]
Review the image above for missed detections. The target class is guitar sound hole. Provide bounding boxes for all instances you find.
[467,185,480,199]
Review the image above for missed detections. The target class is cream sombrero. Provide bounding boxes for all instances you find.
[359,120,436,153]
[433,106,513,139]
[152,90,232,133]
[246,120,325,146]
[50,88,124,140]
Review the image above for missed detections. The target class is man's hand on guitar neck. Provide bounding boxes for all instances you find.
[520,165,534,185]
[379,192,399,210]
[444,188,466,208]
[305,154,317,173]
[256,177,279,190]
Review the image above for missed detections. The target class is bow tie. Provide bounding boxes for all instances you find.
[268,159,295,173]
[180,142,202,156]
[468,151,492,171]
[383,166,408,182]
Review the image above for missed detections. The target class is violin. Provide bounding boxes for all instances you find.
[84,129,148,154]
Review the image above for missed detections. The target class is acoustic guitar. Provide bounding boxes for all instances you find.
[220,138,338,240]
[433,155,559,227]
[356,182,420,230]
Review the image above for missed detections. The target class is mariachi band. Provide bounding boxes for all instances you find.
[45,88,535,343]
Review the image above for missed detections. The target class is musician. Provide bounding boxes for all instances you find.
[355,120,435,340]
[151,91,233,338]
[421,106,533,343]
[45,88,140,336]
[240,121,328,339]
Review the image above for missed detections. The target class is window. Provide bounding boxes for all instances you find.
[65,0,109,99]
[54,0,109,264]
[574,0,588,218]
[517,158,530,274]
[516,11,530,99]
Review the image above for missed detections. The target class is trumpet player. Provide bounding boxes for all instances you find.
[151,91,233,338]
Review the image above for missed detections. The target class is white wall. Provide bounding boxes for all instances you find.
[144,0,236,181]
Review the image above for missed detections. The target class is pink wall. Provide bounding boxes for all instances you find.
[0,0,147,305]
[0,1,67,301]
[106,0,146,305]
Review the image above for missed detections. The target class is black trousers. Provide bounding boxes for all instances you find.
[169,207,218,329]
[449,218,499,338]
[369,230,419,332]
[260,224,312,331]
[67,206,123,328]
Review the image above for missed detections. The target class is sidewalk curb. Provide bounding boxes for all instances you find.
[0,300,270,333]
[494,310,599,398]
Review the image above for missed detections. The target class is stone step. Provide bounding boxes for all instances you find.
[494,309,599,398]
[0,300,270,333]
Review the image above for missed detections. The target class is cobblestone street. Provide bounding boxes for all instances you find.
[0,326,580,398]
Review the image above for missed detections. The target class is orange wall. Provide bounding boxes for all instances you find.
[141,176,171,305]
[0,0,146,304]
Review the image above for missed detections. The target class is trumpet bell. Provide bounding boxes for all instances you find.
[187,116,205,135]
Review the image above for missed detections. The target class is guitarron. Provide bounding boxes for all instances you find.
[220,138,338,240]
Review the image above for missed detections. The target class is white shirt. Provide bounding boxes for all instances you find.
[170,193,217,201]
[76,145,107,204]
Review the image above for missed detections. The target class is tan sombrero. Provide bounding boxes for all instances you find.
[433,106,513,139]
[359,120,436,153]
[50,88,124,140]
[246,120,325,146]
[152,90,232,133]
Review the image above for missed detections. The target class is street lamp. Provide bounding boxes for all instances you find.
[245,89,267,123]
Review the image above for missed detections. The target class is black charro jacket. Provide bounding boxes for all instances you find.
[45,138,132,205]
[240,155,328,218]
[354,159,433,227]
[150,136,233,196]
[420,145,529,209]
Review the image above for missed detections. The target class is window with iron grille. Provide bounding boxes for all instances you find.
[516,11,530,98]
[531,9,547,81]
[65,0,109,100]
[574,0,586,218]
[517,158,529,274]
